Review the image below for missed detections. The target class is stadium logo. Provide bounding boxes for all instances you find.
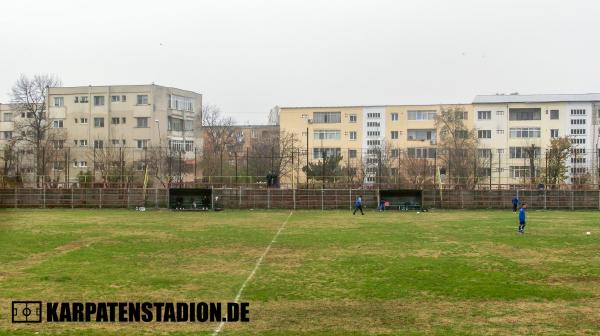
[11,301,249,323]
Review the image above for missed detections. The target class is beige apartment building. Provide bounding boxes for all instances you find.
[0,84,202,185]
[270,104,473,185]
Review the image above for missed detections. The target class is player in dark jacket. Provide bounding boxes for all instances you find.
[512,196,519,212]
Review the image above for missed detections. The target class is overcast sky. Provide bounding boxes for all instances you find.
[1,0,599,124]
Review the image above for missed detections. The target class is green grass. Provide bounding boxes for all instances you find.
[0,209,599,335]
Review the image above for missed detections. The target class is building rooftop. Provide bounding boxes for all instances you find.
[473,93,600,104]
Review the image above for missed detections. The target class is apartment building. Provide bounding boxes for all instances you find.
[0,104,15,144]
[45,84,202,176]
[473,93,600,184]
[271,104,473,184]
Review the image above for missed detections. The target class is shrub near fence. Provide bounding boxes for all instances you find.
[1,188,600,210]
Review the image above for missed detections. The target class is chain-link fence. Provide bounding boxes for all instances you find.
[1,144,599,190]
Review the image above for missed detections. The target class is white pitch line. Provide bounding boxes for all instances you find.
[212,211,293,335]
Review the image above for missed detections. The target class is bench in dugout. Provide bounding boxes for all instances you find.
[380,189,423,211]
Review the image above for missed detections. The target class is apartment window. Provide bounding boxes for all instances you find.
[407,110,436,120]
[185,140,194,152]
[570,109,586,115]
[121,117,126,124]
[367,140,381,146]
[79,161,88,168]
[510,147,540,159]
[122,139,126,146]
[3,113,13,122]
[478,168,492,177]
[168,117,183,131]
[94,118,104,128]
[455,111,468,120]
[407,148,436,159]
[349,131,357,140]
[391,113,399,121]
[366,122,379,127]
[509,108,541,120]
[313,112,341,123]
[391,149,400,157]
[497,129,505,135]
[54,97,64,107]
[52,140,64,149]
[550,110,559,119]
[169,94,194,111]
[407,129,436,141]
[478,149,492,158]
[111,139,120,146]
[572,148,585,155]
[313,130,341,140]
[496,111,504,116]
[94,140,104,149]
[348,149,357,158]
[53,161,64,171]
[367,112,381,119]
[509,127,540,138]
[251,129,258,138]
[136,139,149,149]
[313,147,341,159]
[80,118,88,124]
[79,140,88,147]
[571,128,586,135]
[136,117,149,128]
[571,138,586,144]
[571,167,587,174]
[111,95,121,102]
[477,130,491,139]
[455,130,469,139]
[1,131,13,140]
[349,114,357,123]
[52,120,64,128]
[477,111,491,120]
[93,96,104,106]
[391,131,399,139]
[367,131,380,136]
[511,166,536,178]
[137,95,149,105]
[184,120,193,131]
[111,117,120,125]
[550,129,559,138]
[571,157,586,164]
[75,96,88,103]
[570,119,586,125]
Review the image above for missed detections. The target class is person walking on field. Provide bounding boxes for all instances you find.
[518,203,527,234]
[353,195,364,215]
[512,195,519,212]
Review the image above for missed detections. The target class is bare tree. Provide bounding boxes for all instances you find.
[11,74,62,186]
[201,105,237,176]
[434,106,479,189]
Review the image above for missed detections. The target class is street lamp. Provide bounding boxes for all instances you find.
[154,119,161,147]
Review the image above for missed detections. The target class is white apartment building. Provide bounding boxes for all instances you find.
[473,93,600,185]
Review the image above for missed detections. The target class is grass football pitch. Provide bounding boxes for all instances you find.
[0,209,599,335]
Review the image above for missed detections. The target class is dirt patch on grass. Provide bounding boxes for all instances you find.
[0,238,100,280]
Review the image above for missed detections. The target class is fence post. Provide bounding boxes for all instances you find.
[544,188,547,210]
[293,188,296,210]
[321,189,324,211]
[239,186,242,208]
[571,190,574,210]
[267,188,270,209]
[349,189,352,210]
[598,189,600,210]
[99,188,103,209]
[155,189,158,209]
[127,188,130,209]
[42,186,46,209]
[14,187,17,209]
[460,190,464,209]
[71,188,74,209]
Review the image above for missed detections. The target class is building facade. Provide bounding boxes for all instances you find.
[273,104,473,185]
[473,93,600,185]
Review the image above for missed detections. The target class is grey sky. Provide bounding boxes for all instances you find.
[1,0,599,124]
